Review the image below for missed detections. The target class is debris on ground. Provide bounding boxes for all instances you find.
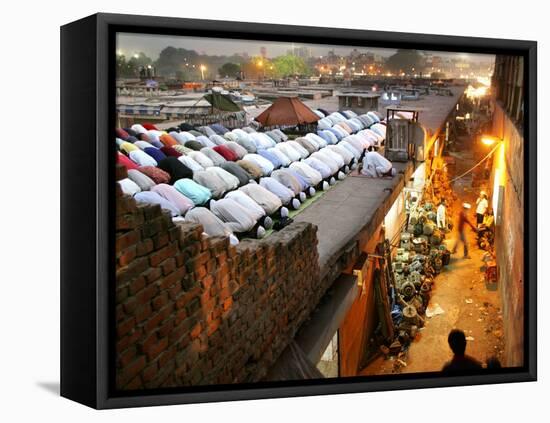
[426,303,445,317]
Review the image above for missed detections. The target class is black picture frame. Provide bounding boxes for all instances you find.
[60,12,537,409]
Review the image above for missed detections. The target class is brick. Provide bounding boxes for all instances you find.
[139,331,158,354]
[116,212,143,231]
[223,297,233,312]
[167,280,183,300]
[129,275,146,296]
[115,192,322,389]
[117,355,146,388]
[185,297,201,316]
[151,292,169,311]
[175,286,201,309]
[116,286,129,303]
[158,316,175,338]
[136,238,154,257]
[201,274,214,291]
[190,322,202,339]
[149,243,178,267]
[135,304,152,323]
[144,304,173,333]
[117,316,136,338]
[135,283,158,306]
[143,267,162,284]
[140,215,163,238]
[158,347,176,368]
[117,327,143,354]
[146,337,169,361]
[152,232,170,250]
[169,321,192,347]
[205,258,217,274]
[116,257,148,286]
[159,267,185,290]
[125,375,143,390]
[160,257,177,276]
[194,265,207,280]
[118,345,137,368]
[116,229,140,252]
[141,204,162,220]
[181,274,197,291]
[142,362,159,383]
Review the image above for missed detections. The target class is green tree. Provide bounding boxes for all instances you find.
[116,54,131,77]
[116,52,154,78]
[218,62,241,78]
[241,56,274,79]
[127,52,153,68]
[272,55,311,78]
[385,49,425,75]
[155,46,200,77]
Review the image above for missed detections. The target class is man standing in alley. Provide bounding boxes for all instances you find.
[452,203,477,259]
[442,329,482,373]
[475,190,489,226]
[436,199,447,231]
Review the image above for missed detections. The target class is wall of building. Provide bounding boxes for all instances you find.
[491,102,524,367]
[115,179,321,389]
[338,226,384,376]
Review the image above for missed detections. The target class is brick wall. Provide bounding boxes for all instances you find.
[115,174,320,389]
[492,103,524,367]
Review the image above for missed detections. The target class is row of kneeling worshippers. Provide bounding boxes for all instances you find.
[115,115,386,244]
[314,109,387,144]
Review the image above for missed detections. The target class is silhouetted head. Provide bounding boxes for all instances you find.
[486,356,502,369]
[448,329,467,356]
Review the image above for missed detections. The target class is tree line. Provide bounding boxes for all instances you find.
[117,46,428,80]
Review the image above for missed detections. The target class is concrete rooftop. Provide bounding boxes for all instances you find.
[295,161,412,277]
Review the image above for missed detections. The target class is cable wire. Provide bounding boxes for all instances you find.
[449,142,501,183]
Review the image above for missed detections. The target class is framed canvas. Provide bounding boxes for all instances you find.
[60,13,537,409]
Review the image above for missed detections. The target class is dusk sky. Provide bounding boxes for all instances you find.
[116,32,495,63]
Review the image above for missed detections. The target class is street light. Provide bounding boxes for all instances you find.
[481,135,501,146]
[200,64,206,80]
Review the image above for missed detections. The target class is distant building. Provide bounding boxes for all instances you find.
[260,46,267,59]
[337,92,380,113]
[291,46,312,59]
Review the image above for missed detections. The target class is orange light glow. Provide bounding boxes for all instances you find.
[481,136,499,146]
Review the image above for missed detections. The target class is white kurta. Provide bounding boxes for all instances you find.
[437,204,447,229]
[361,152,393,178]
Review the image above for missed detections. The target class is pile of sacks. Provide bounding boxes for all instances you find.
[389,201,452,351]
[425,168,458,219]
[116,112,385,245]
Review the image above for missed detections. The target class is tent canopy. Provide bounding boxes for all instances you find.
[255,96,320,127]
[204,92,242,112]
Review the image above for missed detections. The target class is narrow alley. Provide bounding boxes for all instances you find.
[362,143,504,375]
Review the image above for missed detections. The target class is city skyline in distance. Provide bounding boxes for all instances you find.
[117,32,495,64]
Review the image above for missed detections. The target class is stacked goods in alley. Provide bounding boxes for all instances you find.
[425,166,458,217]
[365,169,455,369]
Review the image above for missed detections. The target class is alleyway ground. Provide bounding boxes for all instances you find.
[361,146,505,376]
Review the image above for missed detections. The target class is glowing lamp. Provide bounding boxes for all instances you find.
[481,135,500,146]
